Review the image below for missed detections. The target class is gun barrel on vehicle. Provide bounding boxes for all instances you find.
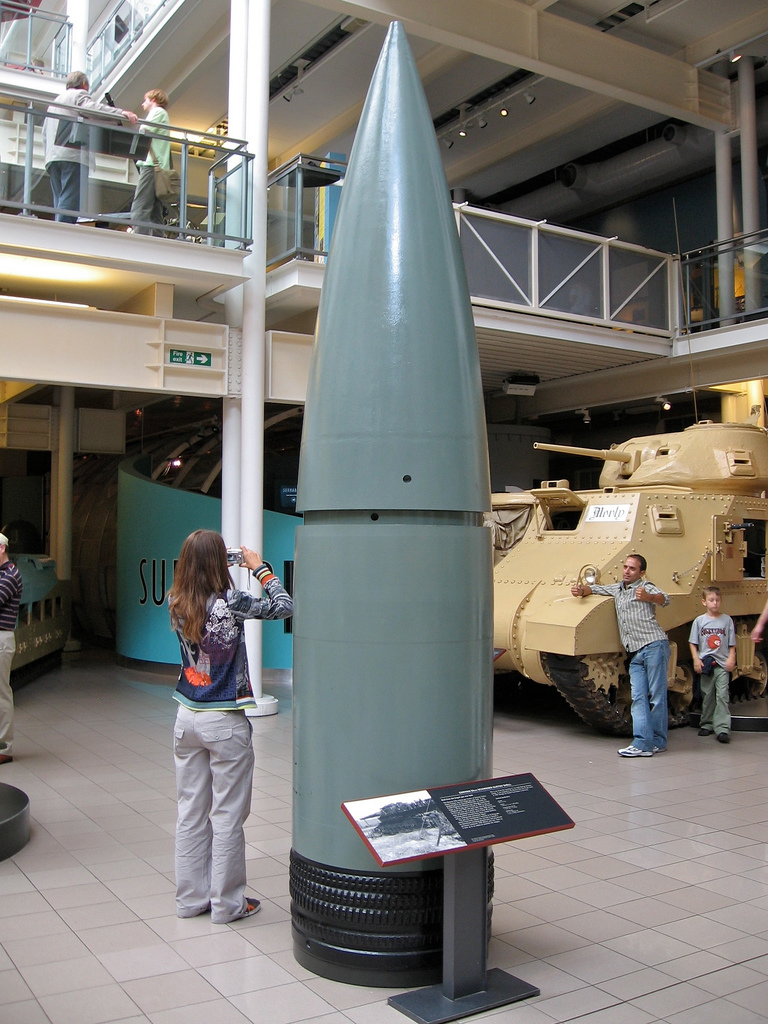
[533,441,633,463]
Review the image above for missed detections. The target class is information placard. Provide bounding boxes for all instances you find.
[343,773,574,867]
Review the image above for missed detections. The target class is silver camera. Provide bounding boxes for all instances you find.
[226,547,243,565]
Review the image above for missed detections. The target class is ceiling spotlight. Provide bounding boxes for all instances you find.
[284,57,309,101]
[656,396,672,411]
[476,116,487,129]
[578,408,591,424]
[500,107,508,117]
[456,101,471,137]
[441,135,454,150]
[524,90,535,105]
[730,50,742,63]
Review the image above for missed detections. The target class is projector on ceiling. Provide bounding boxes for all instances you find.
[501,373,539,396]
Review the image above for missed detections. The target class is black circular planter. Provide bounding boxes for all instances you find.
[0,783,30,861]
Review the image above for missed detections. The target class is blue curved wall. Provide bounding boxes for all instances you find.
[116,456,296,668]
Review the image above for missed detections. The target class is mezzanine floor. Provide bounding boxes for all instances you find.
[1,651,768,1024]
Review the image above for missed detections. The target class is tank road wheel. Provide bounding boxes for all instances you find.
[749,651,768,698]
[541,653,632,735]
[734,650,768,700]
[667,663,693,728]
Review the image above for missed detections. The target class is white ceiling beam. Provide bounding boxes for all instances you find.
[304,0,731,128]
[683,9,768,67]
[525,327,768,417]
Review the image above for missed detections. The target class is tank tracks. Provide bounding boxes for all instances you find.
[541,652,690,736]
[542,653,631,735]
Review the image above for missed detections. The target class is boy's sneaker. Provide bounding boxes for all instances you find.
[618,745,653,757]
[698,727,714,736]
[653,746,665,753]
[716,733,730,744]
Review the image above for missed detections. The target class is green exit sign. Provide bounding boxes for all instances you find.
[169,349,212,367]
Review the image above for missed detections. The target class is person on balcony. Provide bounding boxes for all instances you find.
[43,71,138,223]
[130,88,171,236]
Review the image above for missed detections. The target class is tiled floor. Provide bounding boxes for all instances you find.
[2,651,768,1024]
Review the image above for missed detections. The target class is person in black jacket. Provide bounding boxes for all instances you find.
[0,532,23,766]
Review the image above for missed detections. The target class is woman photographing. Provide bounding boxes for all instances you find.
[168,529,292,923]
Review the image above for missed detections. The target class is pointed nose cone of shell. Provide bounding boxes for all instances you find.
[297,21,490,514]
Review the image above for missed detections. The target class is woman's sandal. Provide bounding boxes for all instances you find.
[237,897,261,919]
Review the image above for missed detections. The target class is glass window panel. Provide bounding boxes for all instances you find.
[538,233,601,315]
[267,167,297,266]
[460,214,532,306]
[610,248,669,330]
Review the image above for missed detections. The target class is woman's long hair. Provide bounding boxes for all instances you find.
[168,530,233,644]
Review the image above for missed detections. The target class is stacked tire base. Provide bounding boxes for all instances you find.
[290,850,494,988]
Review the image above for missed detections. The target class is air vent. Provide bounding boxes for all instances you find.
[595,3,644,32]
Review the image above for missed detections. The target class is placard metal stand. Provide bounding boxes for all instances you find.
[387,847,539,1023]
[343,774,573,1022]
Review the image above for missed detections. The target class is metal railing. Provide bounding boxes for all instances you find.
[266,157,676,338]
[0,0,70,77]
[680,228,768,332]
[87,0,171,90]
[0,91,253,246]
[457,206,674,336]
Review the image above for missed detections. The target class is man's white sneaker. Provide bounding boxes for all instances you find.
[617,745,653,757]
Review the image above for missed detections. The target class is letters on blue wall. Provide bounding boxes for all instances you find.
[116,455,297,668]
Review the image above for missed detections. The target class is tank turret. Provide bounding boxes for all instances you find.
[535,421,768,494]
[492,421,768,734]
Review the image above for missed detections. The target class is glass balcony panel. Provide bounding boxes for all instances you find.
[538,233,601,316]
[459,213,532,306]
[0,91,253,247]
[680,233,768,330]
[0,0,71,75]
[300,163,343,260]
[609,247,669,330]
[87,0,160,89]
[267,167,298,265]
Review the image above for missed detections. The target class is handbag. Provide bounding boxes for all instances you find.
[149,139,180,202]
[153,163,180,202]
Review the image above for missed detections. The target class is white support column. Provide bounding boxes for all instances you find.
[714,129,735,325]
[55,386,74,582]
[222,0,248,553]
[739,57,761,316]
[221,395,242,547]
[240,0,277,715]
[67,0,89,73]
[49,426,59,566]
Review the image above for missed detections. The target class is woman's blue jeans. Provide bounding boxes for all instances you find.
[628,639,670,752]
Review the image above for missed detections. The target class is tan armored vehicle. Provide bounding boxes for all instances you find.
[490,421,768,733]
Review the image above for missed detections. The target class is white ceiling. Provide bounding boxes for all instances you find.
[90,0,768,207]
[14,0,767,417]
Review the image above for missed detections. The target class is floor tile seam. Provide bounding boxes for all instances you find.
[595,941,768,1000]
[36,979,146,1019]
